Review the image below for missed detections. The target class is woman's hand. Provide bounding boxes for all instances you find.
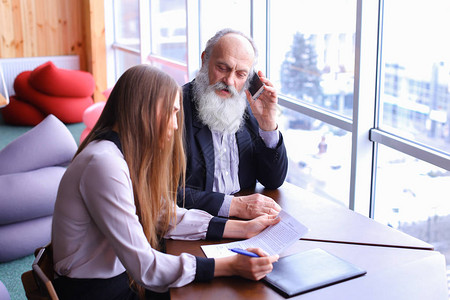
[244,214,281,238]
[223,214,281,239]
[214,248,279,280]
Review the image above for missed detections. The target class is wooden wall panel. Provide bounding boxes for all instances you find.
[82,0,107,102]
[0,0,82,60]
[0,0,106,101]
[0,0,24,57]
[19,0,37,57]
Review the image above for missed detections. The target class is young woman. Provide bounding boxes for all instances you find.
[51,65,279,300]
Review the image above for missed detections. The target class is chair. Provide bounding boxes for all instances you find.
[21,244,59,300]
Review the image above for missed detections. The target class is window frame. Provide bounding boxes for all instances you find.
[106,0,189,86]
[104,0,450,219]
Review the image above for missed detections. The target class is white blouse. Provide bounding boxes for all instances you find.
[52,139,218,293]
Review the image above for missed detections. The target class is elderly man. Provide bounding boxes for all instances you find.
[179,28,288,220]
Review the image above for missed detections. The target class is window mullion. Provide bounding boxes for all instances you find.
[139,0,151,64]
[186,0,200,81]
[250,0,268,73]
[349,0,380,217]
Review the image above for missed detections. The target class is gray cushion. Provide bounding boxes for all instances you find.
[0,216,52,262]
[0,167,66,225]
[0,114,77,262]
[0,114,77,175]
[0,280,10,300]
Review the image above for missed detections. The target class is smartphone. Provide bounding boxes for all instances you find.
[248,71,264,100]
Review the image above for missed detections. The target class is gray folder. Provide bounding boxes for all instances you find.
[264,248,367,297]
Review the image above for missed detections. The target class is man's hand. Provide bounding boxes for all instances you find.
[245,70,278,131]
[230,193,281,219]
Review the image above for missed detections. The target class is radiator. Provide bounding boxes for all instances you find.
[0,55,80,97]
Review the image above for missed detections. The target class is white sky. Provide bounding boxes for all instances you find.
[382,0,450,71]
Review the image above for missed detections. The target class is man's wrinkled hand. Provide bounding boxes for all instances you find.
[245,70,278,131]
[230,193,281,219]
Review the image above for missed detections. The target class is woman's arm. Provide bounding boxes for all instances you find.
[164,206,218,240]
[166,206,280,241]
[79,150,200,292]
[222,214,280,239]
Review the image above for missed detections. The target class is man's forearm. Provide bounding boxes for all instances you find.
[177,187,226,216]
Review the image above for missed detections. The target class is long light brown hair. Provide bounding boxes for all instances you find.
[77,64,185,249]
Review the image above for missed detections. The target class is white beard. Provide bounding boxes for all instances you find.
[193,67,248,134]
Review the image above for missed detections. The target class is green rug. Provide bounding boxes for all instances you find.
[0,255,34,300]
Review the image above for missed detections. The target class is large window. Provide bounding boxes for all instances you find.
[199,0,251,48]
[269,0,357,207]
[373,0,450,262]
[269,0,356,119]
[147,0,187,85]
[106,0,188,86]
[278,108,352,207]
[378,0,450,154]
[109,0,140,83]
[105,0,450,272]
[113,0,140,51]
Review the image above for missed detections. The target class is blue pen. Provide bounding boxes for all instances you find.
[230,248,260,257]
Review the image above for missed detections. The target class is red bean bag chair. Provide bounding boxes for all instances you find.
[14,71,93,123]
[0,96,46,126]
[28,61,95,97]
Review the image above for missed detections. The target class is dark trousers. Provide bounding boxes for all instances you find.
[53,272,170,300]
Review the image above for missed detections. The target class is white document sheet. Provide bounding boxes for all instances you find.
[201,210,309,258]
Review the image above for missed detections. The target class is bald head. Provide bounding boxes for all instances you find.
[201,31,256,98]
[202,28,258,63]
[212,33,255,65]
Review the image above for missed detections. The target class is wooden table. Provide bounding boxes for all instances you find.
[238,182,433,250]
[167,240,448,300]
[167,182,446,299]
